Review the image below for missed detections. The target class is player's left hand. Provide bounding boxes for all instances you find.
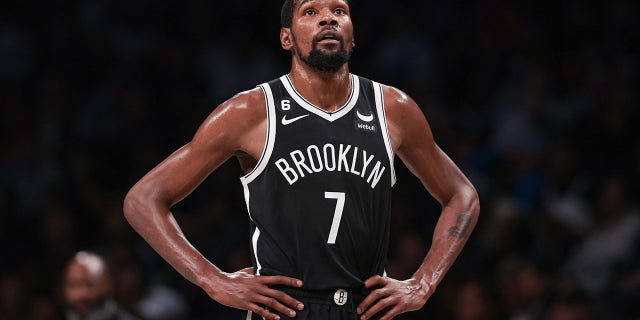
[356,275,432,320]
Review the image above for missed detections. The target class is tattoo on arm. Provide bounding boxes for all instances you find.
[447,212,472,239]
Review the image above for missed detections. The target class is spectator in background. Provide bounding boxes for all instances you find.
[563,176,640,296]
[61,251,139,320]
[494,257,549,320]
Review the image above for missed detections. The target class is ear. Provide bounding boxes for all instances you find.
[280,28,293,51]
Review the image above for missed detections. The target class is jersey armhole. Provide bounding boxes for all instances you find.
[240,83,277,185]
[240,85,273,278]
[372,81,397,187]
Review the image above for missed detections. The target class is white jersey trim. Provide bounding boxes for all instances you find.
[280,74,360,122]
[251,227,262,274]
[373,81,397,186]
[240,83,277,184]
[240,83,276,276]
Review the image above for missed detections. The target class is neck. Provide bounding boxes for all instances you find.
[288,59,351,112]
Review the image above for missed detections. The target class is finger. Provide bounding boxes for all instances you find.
[255,295,298,318]
[379,305,402,320]
[361,296,394,320]
[248,303,280,320]
[261,287,305,311]
[364,275,386,289]
[357,288,387,315]
[260,275,303,287]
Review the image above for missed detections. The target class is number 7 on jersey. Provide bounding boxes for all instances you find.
[325,192,345,244]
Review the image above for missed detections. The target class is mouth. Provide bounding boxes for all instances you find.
[315,30,342,45]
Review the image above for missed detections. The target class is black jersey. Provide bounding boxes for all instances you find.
[240,74,396,290]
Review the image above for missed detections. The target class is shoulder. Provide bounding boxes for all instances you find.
[191,86,267,153]
[379,84,420,116]
[198,87,266,135]
[211,87,266,122]
[377,84,433,151]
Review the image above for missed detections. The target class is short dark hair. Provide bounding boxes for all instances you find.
[281,0,349,28]
[281,0,298,28]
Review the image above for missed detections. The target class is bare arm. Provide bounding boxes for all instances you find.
[123,88,304,319]
[358,86,480,320]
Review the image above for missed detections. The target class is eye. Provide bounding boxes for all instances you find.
[334,8,345,15]
[304,9,314,16]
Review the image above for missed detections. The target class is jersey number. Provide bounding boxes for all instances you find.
[281,100,291,110]
[325,192,345,244]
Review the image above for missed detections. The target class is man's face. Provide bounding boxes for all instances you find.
[285,0,354,72]
[62,261,110,316]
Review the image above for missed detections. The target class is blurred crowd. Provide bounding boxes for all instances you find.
[1,0,638,319]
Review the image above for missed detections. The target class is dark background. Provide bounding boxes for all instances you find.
[1,0,639,319]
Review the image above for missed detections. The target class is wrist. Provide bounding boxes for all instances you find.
[408,277,433,303]
[194,265,225,293]
[411,270,437,296]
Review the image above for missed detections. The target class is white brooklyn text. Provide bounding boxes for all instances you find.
[275,143,386,189]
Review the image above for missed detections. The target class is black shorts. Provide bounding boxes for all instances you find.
[246,287,384,320]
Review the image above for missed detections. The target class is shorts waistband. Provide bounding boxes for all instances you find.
[275,286,371,306]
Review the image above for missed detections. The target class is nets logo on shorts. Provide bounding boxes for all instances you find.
[333,289,348,306]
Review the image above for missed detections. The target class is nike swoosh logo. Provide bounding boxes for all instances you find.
[356,110,374,122]
[282,114,309,125]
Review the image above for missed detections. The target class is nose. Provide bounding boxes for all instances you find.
[318,10,338,27]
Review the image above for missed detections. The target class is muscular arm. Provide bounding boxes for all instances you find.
[358,86,480,320]
[389,86,479,291]
[123,88,303,319]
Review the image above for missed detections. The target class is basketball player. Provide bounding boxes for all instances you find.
[123,0,480,319]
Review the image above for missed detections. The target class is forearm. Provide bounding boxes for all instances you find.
[123,191,222,287]
[412,189,479,289]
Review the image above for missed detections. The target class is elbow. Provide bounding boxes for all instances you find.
[466,184,480,217]
[123,187,142,223]
[450,181,480,218]
[123,184,154,225]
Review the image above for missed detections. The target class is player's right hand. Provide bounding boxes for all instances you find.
[202,267,305,320]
